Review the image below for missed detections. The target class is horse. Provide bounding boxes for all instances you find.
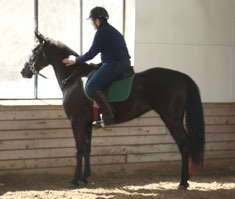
[21,32,205,190]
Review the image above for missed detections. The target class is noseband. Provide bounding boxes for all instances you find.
[28,40,48,79]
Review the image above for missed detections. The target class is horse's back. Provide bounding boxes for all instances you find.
[133,67,190,113]
[137,67,188,81]
[136,67,189,92]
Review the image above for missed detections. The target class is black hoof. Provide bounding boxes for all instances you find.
[67,182,79,189]
[77,180,87,186]
[68,179,87,189]
[178,185,187,190]
[177,182,189,190]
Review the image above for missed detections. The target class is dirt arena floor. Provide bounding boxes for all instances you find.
[0,173,234,199]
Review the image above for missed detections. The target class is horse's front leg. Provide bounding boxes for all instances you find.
[83,125,92,180]
[73,150,85,186]
[71,121,87,186]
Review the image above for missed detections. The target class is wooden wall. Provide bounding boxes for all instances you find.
[0,102,234,175]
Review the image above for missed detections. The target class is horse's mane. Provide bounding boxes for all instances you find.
[48,37,79,57]
[45,37,93,81]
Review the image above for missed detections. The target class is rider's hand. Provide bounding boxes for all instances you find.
[63,55,76,66]
[89,63,99,69]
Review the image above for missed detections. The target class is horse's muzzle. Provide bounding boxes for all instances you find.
[21,62,33,79]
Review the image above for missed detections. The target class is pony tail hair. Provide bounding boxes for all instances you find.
[185,76,205,172]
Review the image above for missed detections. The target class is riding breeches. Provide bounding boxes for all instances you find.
[86,61,130,96]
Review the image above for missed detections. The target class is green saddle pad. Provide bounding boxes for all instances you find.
[82,71,134,102]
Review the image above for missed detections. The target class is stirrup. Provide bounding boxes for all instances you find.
[92,114,115,128]
[92,120,106,128]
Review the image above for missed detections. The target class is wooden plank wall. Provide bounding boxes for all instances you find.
[0,102,234,174]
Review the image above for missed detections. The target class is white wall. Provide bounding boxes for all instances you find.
[126,0,235,102]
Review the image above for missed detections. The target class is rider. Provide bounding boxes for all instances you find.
[63,6,131,127]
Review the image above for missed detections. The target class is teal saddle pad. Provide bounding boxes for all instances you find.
[82,70,135,102]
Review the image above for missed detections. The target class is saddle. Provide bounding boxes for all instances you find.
[82,67,135,102]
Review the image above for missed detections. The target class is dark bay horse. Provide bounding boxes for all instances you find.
[21,32,205,190]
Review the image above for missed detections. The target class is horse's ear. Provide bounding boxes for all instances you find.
[34,31,45,43]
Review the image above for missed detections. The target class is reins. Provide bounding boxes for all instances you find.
[62,64,92,85]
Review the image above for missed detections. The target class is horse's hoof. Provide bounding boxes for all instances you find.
[178,185,187,190]
[77,180,87,186]
[67,182,79,189]
[177,182,189,190]
[68,179,87,189]
[67,180,87,189]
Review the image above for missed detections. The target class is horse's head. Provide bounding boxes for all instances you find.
[21,32,95,87]
[21,32,49,78]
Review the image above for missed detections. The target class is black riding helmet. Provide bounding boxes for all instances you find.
[88,7,109,20]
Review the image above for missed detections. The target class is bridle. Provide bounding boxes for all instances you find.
[28,40,48,79]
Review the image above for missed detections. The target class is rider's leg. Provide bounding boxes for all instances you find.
[86,62,130,126]
[88,90,115,125]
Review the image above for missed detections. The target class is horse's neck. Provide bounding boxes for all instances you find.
[47,44,93,90]
[51,60,93,90]
[51,63,68,89]
[47,46,75,89]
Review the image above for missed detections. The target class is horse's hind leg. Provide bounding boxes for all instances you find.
[160,113,190,190]
[170,123,189,189]
[174,126,190,190]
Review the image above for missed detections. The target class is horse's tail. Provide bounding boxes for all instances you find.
[185,76,205,174]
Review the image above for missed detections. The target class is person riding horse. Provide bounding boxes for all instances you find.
[21,31,205,189]
[63,7,131,127]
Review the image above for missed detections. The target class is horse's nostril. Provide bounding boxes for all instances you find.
[20,69,25,76]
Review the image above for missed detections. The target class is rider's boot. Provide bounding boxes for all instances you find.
[89,90,115,127]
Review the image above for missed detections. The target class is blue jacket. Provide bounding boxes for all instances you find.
[76,22,130,64]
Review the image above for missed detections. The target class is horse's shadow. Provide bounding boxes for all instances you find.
[0,174,234,198]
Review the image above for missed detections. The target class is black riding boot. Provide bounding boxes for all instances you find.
[89,90,115,127]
